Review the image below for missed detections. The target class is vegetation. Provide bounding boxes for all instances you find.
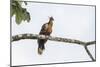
[11,0,31,24]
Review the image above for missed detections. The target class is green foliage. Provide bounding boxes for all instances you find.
[11,0,31,25]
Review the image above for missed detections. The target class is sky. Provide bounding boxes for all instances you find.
[12,2,95,66]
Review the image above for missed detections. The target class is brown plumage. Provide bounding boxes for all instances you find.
[37,17,54,55]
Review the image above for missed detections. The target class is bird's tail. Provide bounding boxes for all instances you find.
[38,44,45,55]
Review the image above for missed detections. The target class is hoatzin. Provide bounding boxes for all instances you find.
[37,17,54,55]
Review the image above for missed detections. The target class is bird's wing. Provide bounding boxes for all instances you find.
[39,23,48,34]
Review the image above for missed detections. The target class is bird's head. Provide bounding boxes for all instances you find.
[48,16,54,26]
[49,16,54,21]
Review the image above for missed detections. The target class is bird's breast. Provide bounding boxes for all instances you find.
[46,25,52,33]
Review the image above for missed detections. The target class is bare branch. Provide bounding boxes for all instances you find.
[12,33,95,46]
[84,46,95,61]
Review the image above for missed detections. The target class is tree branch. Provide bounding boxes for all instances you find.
[11,33,96,61]
[84,46,95,61]
[12,33,95,46]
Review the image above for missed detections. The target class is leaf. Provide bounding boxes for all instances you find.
[24,1,27,5]
[15,8,22,24]
[21,8,31,22]
[11,6,15,16]
[26,12,30,22]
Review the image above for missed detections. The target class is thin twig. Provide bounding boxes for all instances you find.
[84,46,95,61]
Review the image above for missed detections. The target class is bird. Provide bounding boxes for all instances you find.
[37,17,54,55]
